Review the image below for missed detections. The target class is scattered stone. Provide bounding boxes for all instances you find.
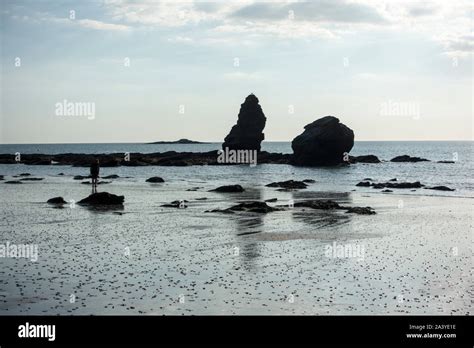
[161,200,188,208]
[266,180,308,190]
[81,181,111,185]
[15,173,31,177]
[350,155,381,163]
[4,180,22,184]
[390,155,429,162]
[222,94,267,151]
[424,186,455,191]
[73,175,90,180]
[78,192,124,205]
[292,200,342,210]
[206,208,235,214]
[291,116,354,166]
[302,179,316,183]
[385,181,423,189]
[20,177,44,181]
[360,181,424,189]
[57,173,65,176]
[389,178,397,181]
[381,189,393,193]
[103,174,120,179]
[210,201,279,214]
[210,185,245,193]
[356,181,371,187]
[146,176,165,183]
[195,197,208,201]
[47,197,67,204]
[437,161,455,164]
[186,187,202,191]
[265,198,278,202]
[285,199,377,215]
[345,206,376,215]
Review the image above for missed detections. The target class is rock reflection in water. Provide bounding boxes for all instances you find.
[289,191,352,228]
[231,188,264,270]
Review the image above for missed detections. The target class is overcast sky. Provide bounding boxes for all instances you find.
[0,0,472,143]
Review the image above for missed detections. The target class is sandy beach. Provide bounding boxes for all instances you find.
[0,169,471,315]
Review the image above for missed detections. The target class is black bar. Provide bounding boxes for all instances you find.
[0,315,472,346]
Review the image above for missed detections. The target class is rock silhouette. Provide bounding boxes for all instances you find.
[146,176,165,183]
[222,94,266,151]
[291,116,354,166]
[210,184,245,193]
[47,197,67,204]
[390,155,429,162]
[78,192,124,205]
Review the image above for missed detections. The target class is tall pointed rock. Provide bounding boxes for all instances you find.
[222,94,266,151]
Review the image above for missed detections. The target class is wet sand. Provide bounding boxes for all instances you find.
[0,175,472,315]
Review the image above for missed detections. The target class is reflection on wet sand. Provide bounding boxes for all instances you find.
[230,188,264,270]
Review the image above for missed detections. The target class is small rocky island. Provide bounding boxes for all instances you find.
[147,138,207,144]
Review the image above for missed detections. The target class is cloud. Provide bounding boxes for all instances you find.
[104,0,239,27]
[441,34,474,58]
[231,1,387,23]
[76,19,129,31]
[20,11,131,32]
[214,22,338,40]
[19,0,470,58]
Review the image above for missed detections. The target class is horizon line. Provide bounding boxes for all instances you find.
[0,140,473,145]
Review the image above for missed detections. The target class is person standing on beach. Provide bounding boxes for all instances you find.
[90,159,100,193]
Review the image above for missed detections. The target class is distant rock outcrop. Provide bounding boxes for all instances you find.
[148,139,207,144]
[390,155,429,162]
[291,116,354,166]
[222,94,266,151]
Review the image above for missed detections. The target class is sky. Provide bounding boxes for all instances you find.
[0,0,472,143]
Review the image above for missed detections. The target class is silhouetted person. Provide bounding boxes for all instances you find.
[90,159,100,193]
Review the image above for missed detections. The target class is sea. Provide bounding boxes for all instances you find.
[0,141,472,197]
[0,141,472,315]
